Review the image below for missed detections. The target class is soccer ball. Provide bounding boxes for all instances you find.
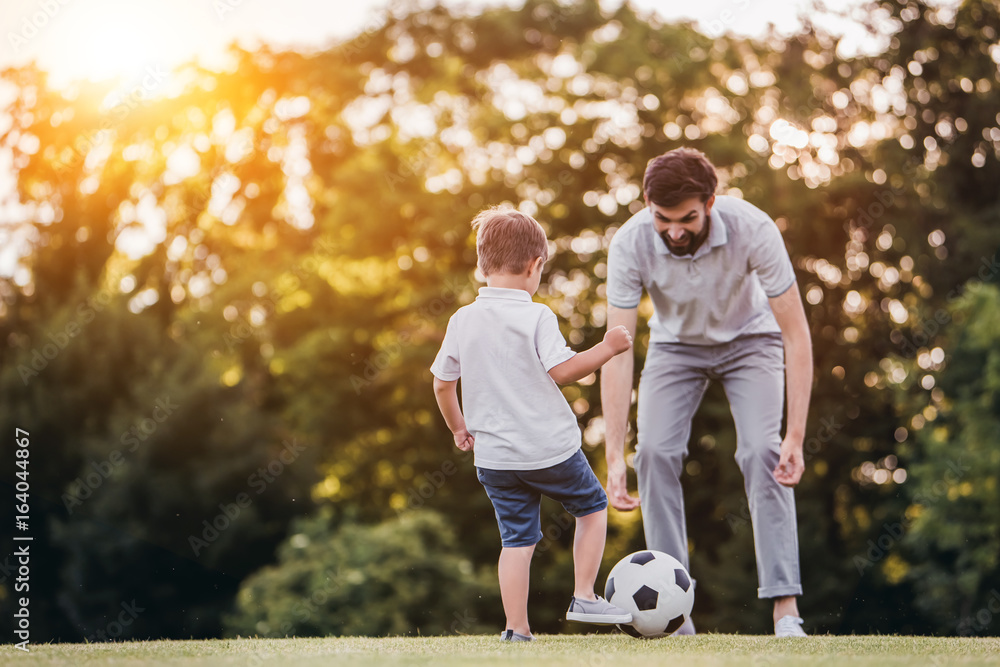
[604,550,694,638]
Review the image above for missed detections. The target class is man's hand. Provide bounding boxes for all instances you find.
[453,428,475,452]
[606,458,641,511]
[773,435,804,486]
[604,325,634,355]
[769,283,812,488]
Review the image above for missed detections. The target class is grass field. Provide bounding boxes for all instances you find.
[4,635,1000,666]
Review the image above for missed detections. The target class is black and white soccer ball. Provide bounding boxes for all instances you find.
[604,550,694,638]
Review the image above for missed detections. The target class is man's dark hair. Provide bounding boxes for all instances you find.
[643,147,719,208]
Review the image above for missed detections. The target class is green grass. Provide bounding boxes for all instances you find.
[3,635,1000,666]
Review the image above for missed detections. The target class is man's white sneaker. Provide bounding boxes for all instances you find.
[774,615,807,637]
[672,616,696,635]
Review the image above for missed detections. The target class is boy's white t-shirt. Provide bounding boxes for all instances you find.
[430,286,582,471]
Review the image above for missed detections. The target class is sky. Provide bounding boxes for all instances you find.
[0,0,883,87]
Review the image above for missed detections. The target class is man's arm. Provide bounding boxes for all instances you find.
[768,282,813,487]
[548,325,632,384]
[432,377,475,451]
[601,305,641,510]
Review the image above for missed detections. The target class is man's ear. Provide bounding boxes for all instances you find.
[704,194,716,215]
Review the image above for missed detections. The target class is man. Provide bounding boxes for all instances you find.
[600,147,813,637]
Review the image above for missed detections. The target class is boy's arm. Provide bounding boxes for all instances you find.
[432,377,475,451]
[548,325,633,385]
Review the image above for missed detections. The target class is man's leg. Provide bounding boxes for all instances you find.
[773,595,800,622]
[717,334,803,618]
[635,343,711,570]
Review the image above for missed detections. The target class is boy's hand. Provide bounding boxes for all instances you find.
[603,325,634,355]
[453,428,475,452]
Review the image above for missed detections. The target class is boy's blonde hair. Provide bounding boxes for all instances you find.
[471,207,548,276]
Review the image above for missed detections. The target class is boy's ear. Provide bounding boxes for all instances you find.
[530,256,544,275]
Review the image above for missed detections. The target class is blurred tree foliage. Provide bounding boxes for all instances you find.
[896,283,1000,635]
[225,508,497,637]
[0,0,998,640]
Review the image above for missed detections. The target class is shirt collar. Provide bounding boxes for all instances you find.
[476,286,533,302]
[648,204,729,260]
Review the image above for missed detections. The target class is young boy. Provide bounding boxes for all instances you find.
[430,206,635,642]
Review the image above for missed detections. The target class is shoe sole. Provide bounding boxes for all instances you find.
[565,612,633,624]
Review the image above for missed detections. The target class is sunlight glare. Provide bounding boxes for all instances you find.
[46,0,193,85]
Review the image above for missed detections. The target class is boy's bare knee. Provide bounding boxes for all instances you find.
[576,508,608,524]
[501,544,536,557]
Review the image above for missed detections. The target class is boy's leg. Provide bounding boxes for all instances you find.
[572,508,607,600]
[517,450,630,624]
[476,466,544,637]
[515,451,609,599]
[499,545,536,636]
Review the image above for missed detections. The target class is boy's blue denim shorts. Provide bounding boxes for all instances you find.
[476,448,608,548]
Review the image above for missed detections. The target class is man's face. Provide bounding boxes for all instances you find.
[648,195,715,256]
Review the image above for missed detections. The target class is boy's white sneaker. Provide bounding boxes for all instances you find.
[566,595,633,624]
[774,615,808,637]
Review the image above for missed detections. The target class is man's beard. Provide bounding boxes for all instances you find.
[660,214,711,257]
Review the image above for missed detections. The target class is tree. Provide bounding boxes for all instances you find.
[895,283,1000,635]
[2,0,998,639]
[224,508,497,637]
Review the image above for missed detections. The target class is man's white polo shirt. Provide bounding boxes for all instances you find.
[430,287,582,471]
[607,195,796,345]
